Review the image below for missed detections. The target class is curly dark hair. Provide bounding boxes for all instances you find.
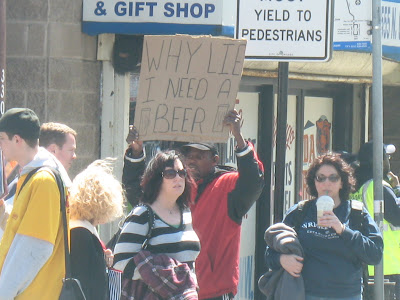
[306,153,356,201]
[140,150,194,209]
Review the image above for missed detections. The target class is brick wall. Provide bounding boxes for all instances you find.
[5,0,101,178]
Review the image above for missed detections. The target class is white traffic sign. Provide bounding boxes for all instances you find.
[236,0,333,61]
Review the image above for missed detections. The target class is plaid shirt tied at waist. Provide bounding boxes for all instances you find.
[121,250,198,300]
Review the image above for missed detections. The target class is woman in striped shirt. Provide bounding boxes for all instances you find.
[113,150,201,293]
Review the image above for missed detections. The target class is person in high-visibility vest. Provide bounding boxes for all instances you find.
[352,141,400,298]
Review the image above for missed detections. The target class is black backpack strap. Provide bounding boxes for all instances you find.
[46,167,69,276]
[141,204,155,249]
[349,200,364,232]
[107,204,155,252]
[17,166,69,276]
[293,200,311,232]
[17,167,43,197]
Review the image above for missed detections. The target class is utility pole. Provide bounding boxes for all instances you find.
[273,62,289,223]
[371,0,384,299]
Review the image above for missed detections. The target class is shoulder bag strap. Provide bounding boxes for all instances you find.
[349,199,364,233]
[35,167,69,277]
[17,166,69,276]
[293,200,311,232]
[141,204,155,250]
[17,167,42,197]
[50,168,70,277]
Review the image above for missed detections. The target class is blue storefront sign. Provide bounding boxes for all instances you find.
[82,0,234,37]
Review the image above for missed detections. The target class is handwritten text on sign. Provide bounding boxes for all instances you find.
[134,35,246,143]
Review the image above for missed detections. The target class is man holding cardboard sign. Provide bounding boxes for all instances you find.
[121,109,264,299]
[121,34,264,299]
[180,110,264,300]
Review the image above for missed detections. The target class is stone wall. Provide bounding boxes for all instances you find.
[5,0,101,178]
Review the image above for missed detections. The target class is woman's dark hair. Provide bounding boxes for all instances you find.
[140,150,194,209]
[306,153,356,201]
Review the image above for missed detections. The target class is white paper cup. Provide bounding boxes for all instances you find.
[316,195,334,226]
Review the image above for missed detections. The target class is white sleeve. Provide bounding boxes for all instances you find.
[0,234,53,300]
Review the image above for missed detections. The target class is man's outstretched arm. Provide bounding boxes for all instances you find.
[223,110,265,224]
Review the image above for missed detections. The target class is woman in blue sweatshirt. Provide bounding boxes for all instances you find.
[266,153,383,300]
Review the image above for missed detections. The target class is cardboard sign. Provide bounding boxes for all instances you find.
[134,35,246,143]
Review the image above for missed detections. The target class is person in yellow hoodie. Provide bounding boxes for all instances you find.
[0,122,77,241]
[0,108,71,300]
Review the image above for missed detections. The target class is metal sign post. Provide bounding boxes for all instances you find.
[236,0,335,297]
[372,0,385,299]
[274,62,289,223]
[236,0,334,221]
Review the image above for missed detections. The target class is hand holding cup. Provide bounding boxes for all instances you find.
[316,195,334,226]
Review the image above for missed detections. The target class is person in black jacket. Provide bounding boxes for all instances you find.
[69,159,124,300]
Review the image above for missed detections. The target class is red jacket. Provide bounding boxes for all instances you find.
[191,144,264,299]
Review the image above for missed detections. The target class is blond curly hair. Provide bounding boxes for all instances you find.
[69,158,124,225]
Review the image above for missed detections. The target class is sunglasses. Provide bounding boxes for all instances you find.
[162,169,187,179]
[315,174,340,183]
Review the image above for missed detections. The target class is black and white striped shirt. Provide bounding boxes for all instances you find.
[113,205,200,278]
